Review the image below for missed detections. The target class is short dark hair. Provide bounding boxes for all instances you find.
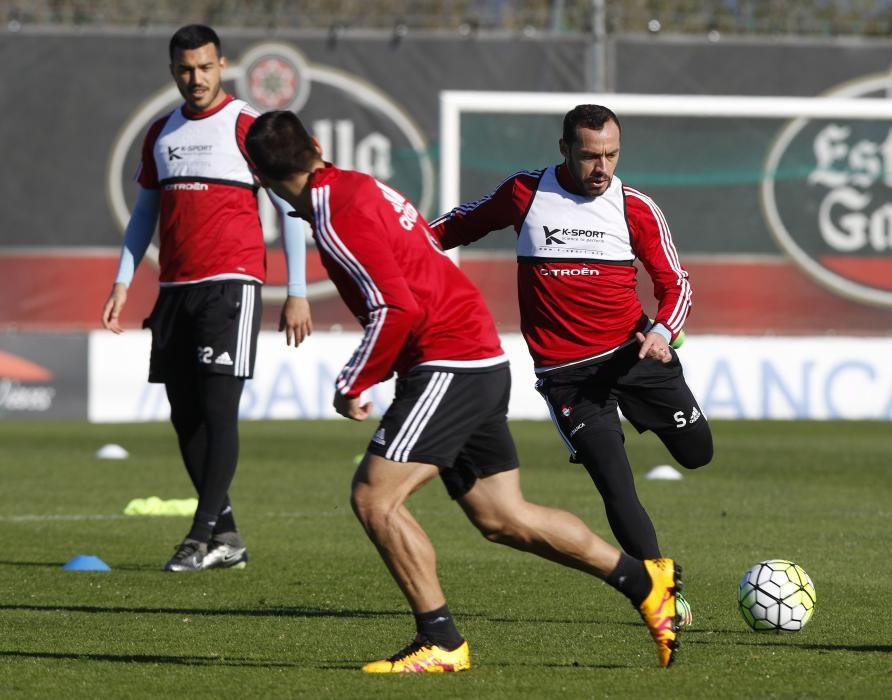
[169,24,221,61]
[562,104,621,144]
[245,111,317,180]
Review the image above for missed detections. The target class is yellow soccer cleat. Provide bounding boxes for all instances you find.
[361,637,471,673]
[639,558,682,668]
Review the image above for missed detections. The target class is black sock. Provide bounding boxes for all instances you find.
[414,604,464,650]
[214,501,238,535]
[187,510,217,543]
[605,552,651,606]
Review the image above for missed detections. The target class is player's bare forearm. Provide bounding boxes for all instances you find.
[280,296,313,346]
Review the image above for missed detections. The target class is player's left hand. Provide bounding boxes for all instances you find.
[333,391,373,421]
[280,296,313,346]
[636,330,672,364]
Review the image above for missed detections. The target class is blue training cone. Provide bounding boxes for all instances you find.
[62,555,111,571]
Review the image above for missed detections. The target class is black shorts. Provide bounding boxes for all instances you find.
[143,281,262,384]
[366,364,519,499]
[535,343,706,459]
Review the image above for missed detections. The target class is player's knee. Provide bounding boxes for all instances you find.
[350,482,402,538]
[351,500,388,537]
[481,526,516,547]
[349,482,381,529]
[167,400,200,437]
[468,511,500,541]
[670,444,713,470]
[685,440,713,469]
[661,423,713,470]
[573,430,629,482]
[471,511,525,546]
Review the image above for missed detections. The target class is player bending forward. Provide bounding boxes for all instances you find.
[245,110,683,671]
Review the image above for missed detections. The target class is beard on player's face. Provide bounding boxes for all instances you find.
[565,154,611,198]
[172,44,225,112]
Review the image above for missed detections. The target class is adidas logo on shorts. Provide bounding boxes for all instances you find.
[372,428,386,445]
[214,352,234,366]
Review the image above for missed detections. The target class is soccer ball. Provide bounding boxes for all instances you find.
[737,559,816,631]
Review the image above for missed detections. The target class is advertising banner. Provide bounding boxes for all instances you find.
[5,31,892,337]
[89,331,891,423]
[681,336,892,420]
[0,334,87,419]
[88,331,538,422]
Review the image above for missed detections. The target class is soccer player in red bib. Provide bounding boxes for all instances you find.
[101,25,312,572]
[430,104,713,626]
[245,109,684,671]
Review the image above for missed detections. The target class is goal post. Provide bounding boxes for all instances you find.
[438,87,892,306]
[439,90,892,214]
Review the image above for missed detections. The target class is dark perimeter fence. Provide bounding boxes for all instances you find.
[3,0,892,37]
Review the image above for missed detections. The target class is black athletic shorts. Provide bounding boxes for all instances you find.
[143,281,262,384]
[535,342,706,460]
[366,364,520,499]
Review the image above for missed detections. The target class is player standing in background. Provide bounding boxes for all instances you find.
[245,109,683,672]
[100,25,313,572]
[430,104,712,625]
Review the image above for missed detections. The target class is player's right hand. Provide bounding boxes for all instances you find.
[333,391,373,421]
[101,283,128,334]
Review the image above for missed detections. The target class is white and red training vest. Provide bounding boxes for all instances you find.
[431,165,692,371]
[137,95,266,285]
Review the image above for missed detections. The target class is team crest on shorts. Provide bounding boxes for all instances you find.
[561,405,573,417]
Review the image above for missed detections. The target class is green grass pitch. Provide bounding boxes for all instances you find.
[1,420,890,698]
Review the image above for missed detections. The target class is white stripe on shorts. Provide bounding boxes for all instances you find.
[386,371,453,462]
[235,285,255,376]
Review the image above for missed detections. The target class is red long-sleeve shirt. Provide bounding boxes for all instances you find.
[307,165,506,397]
[431,165,692,371]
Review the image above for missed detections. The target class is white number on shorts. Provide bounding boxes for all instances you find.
[673,410,687,428]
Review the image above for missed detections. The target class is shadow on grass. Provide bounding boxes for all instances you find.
[542,661,626,670]
[2,650,625,672]
[1,602,614,627]
[0,650,298,667]
[732,639,892,653]
[684,630,892,654]
[315,660,628,670]
[0,560,168,572]
[0,602,404,619]
[0,560,67,568]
